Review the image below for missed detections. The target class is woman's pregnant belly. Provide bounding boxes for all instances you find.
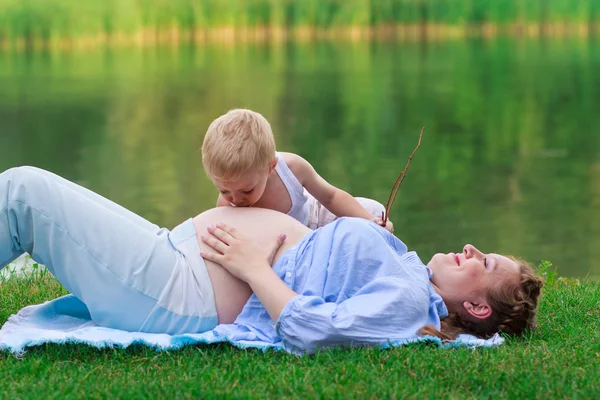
[193,207,311,323]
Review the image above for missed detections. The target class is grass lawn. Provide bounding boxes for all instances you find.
[1,268,599,399]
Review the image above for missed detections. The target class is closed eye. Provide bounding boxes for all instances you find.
[243,189,254,195]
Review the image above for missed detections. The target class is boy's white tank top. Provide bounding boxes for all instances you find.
[274,152,310,225]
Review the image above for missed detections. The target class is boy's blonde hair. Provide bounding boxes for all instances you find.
[202,109,276,181]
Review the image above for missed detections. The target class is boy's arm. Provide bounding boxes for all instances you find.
[284,153,374,221]
[216,194,230,207]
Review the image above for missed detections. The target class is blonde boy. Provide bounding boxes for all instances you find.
[201,109,394,232]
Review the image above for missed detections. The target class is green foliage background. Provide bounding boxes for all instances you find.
[1,0,600,43]
[1,39,599,278]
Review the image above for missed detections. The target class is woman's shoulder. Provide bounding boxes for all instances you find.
[332,217,409,254]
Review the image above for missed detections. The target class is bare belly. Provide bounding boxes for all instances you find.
[193,207,311,323]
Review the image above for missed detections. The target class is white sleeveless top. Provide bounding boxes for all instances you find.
[274,152,311,225]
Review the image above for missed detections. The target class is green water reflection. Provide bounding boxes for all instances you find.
[0,38,598,279]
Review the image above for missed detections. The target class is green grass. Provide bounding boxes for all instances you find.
[1,265,599,398]
[1,0,599,45]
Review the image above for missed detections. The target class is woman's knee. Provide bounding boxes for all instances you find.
[2,166,51,201]
[3,166,44,182]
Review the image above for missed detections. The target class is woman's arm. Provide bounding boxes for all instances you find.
[275,279,423,354]
[200,224,428,354]
[245,268,296,321]
[199,224,296,320]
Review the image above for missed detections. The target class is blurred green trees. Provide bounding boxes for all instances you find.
[1,0,599,45]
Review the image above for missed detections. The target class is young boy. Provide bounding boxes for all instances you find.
[201,109,394,233]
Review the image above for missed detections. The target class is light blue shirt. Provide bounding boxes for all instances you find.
[213,217,448,354]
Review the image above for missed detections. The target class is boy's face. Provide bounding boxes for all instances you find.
[212,169,270,207]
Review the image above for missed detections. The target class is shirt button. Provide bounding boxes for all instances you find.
[286,272,292,278]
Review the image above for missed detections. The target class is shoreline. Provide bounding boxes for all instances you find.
[1,23,598,52]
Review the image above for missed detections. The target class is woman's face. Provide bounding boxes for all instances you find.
[427,244,520,315]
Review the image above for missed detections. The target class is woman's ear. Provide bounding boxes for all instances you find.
[462,300,492,319]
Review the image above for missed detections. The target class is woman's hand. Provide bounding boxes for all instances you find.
[200,223,286,282]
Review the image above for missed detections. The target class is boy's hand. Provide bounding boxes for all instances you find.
[372,217,394,234]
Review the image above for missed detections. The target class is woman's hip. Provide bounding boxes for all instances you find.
[136,218,218,334]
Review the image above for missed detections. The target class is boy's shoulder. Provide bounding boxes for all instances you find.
[278,152,313,182]
[278,152,310,170]
[278,151,300,163]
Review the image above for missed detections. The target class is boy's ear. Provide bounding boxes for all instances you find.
[269,157,277,172]
[462,300,492,320]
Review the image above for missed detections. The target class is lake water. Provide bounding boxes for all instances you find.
[0,38,599,279]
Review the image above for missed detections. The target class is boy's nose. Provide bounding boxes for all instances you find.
[232,195,246,206]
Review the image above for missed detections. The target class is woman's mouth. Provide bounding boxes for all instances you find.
[453,253,460,266]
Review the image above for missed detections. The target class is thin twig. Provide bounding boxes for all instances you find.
[382,126,425,226]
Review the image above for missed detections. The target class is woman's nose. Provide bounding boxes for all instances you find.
[463,244,483,259]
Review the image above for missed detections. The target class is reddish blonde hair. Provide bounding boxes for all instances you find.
[420,257,543,340]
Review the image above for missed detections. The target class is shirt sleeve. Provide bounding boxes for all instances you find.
[275,277,430,354]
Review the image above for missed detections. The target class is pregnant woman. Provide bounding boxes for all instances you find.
[0,166,542,353]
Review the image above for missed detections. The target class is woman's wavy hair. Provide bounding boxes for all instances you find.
[420,257,543,340]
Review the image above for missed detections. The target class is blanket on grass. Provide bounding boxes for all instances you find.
[0,295,504,355]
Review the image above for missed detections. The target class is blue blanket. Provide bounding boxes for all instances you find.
[0,294,504,355]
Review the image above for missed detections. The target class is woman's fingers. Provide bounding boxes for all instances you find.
[216,223,237,235]
[268,234,287,265]
[201,232,230,253]
[199,250,224,264]
[207,223,238,244]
